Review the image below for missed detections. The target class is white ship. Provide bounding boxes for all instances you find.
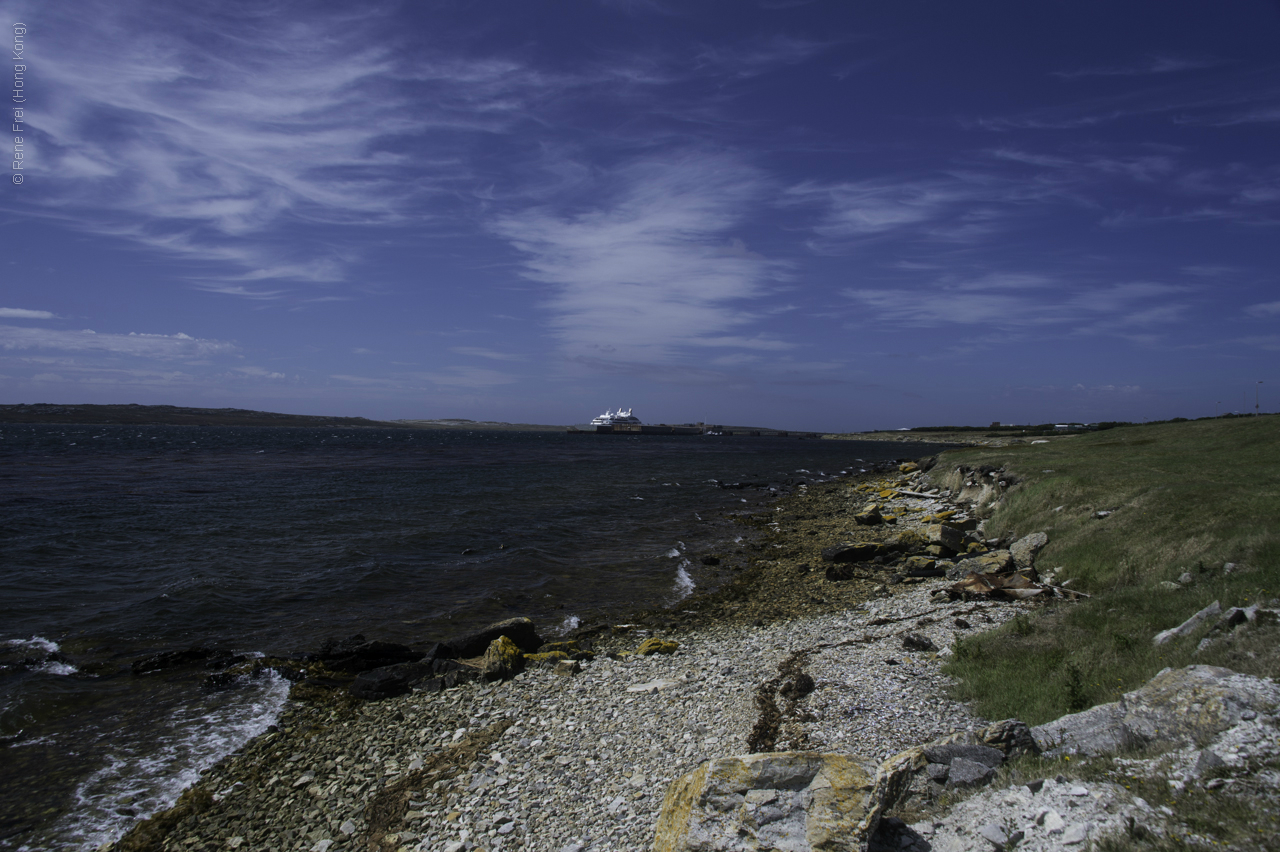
[590,407,641,427]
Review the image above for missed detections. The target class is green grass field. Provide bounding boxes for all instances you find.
[938,414,1280,725]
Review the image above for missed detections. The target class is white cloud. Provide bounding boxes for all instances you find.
[1053,56,1220,80]
[493,156,785,363]
[0,308,57,319]
[235,366,287,380]
[449,346,526,361]
[1247,301,1280,318]
[0,325,236,359]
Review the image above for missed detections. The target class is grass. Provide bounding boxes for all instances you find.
[939,414,1280,725]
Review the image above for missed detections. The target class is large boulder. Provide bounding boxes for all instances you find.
[652,752,885,852]
[442,617,544,658]
[480,636,525,681]
[1010,532,1048,569]
[945,550,1014,580]
[1031,665,1280,757]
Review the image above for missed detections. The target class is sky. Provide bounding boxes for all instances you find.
[1,1,1278,432]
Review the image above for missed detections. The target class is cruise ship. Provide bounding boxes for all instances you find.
[590,407,641,427]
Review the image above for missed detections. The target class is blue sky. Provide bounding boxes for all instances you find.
[1,1,1278,431]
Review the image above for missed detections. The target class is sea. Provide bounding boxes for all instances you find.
[0,424,937,850]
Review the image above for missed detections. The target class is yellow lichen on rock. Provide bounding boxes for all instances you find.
[637,638,678,656]
[480,635,524,681]
[524,651,570,668]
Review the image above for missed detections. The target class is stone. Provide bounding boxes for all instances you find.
[637,638,679,656]
[924,524,965,552]
[652,752,884,852]
[339,820,356,836]
[1039,809,1065,832]
[1153,601,1221,646]
[923,743,1004,769]
[822,543,881,563]
[1211,607,1249,633]
[977,823,1007,849]
[945,756,995,788]
[348,661,432,700]
[1178,572,1194,584]
[977,719,1040,759]
[901,633,937,653]
[443,617,544,658]
[1061,823,1090,845]
[1194,749,1227,777]
[525,651,570,668]
[700,555,721,566]
[1009,532,1048,569]
[553,659,581,676]
[1031,665,1280,757]
[481,636,525,681]
[925,762,949,782]
[947,550,1014,579]
[854,506,884,526]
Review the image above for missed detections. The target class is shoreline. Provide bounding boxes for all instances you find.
[105,454,1043,851]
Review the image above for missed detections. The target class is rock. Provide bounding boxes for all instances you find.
[1061,823,1090,845]
[898,462,919,473]
[1194,748,1227,777]
[926,762,949,782]
[901,633,937,653]
[637,638,679,656]
[1211,607,1250,634]
[947,550,1014,579]
[1031,665,1280,757]
[1039,809,1065,832]
[1157,580,1181,590]
[977,822,1007,849]
[902,556,937,572]
[922,743,1004,769]
[924,524,965,552]
[480,636,525,681]
[553,659,581,676]
[1178,572,1194,584]
[977,719,1040,759]
[321,638,426,673]
[525,651,570,668]
[853,506,884,526]
[779,672,816,701]
[442,617,544,658]
[1009,532,1048,569]
[652,752,885,852]
[1153,600,1221,645]
[349,661,433,700]
[946,756,995,788]
[700,555,721,566]
[821,543,881,563]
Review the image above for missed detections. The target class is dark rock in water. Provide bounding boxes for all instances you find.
[822,542,880,563]
[946,756,996,788]
[131,646,217,675]
[317,637,424,673]
[923,742,1005,768]
[699,555,720,566]
[204,654,249,671]
[349,661,434,700]
[441,617,543,658]
[413,666,481,693]
[901,632,937,652]
[201,671,244,691]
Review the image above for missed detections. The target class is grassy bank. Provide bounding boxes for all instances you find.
[939,414,1280,725]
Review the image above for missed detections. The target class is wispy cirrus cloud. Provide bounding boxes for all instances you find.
[0,325,236,359]
[449,347,525,361]
[1247,300,1280,318]
[0,308,57,319]
[1052,56,1221,80]
[493,155,790,364]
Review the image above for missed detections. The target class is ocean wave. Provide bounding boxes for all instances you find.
[672,561,695,601]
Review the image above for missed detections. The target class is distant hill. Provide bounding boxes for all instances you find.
[0,403,400,428]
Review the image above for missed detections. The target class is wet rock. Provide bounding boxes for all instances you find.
[653,752,884,852]
[1009,532,1048,569]
[700,555,721,566]
[349,661,433,700]
[443,617,544,658]
[480,636,525,681]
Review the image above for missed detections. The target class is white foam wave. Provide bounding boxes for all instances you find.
[665,547,681,558]
[558,615,581,634]
[672,561,695,600]
[44,671,290,850]
[4,636,59,655]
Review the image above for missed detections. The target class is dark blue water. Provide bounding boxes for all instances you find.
[0,424,925,849]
